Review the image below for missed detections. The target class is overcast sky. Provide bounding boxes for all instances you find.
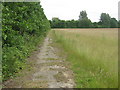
[41,0,119,22]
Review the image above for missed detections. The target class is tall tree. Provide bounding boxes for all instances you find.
[78,18,92,28]
[79,10,88,20]
[100,13,111,28]
[110,18,118,28]
[51,17,60,28]
[78,11,92,28]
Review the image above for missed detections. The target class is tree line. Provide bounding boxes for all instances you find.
[50,11,119,28]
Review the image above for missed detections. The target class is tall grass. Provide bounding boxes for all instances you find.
[52,29,118,88]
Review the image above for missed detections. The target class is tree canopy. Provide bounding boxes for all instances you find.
[50,11,119,28]
[100,13,111,28]
[79,10,88,20]
[78,11,92,28]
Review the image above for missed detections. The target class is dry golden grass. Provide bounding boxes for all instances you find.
[52,28,118,88]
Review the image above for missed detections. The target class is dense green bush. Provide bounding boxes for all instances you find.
[2,2,50,80]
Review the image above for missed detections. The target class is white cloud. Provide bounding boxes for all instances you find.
[41,0,119,22]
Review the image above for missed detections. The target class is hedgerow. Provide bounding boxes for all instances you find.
[2,2,50,80]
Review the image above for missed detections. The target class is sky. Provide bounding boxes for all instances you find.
[41,0,120,22]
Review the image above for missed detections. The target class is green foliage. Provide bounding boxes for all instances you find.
[78,11,93,28]
[2,2,50,80]
[50,17,62,28]
[50,18,79,28]
[65,20,79,28]
[100,13,111,28]
[110,18,118,28]
[79,10,88,20]
[78,18,92,28]
[50,11,118,28]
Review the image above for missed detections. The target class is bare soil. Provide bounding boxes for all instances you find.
[3,35,75,88]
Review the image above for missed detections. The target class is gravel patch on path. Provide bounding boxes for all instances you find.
[3,36,75,88]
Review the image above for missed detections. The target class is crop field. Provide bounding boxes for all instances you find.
[52,28,118,88]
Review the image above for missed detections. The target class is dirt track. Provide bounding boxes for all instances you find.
[3,35,75,88]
